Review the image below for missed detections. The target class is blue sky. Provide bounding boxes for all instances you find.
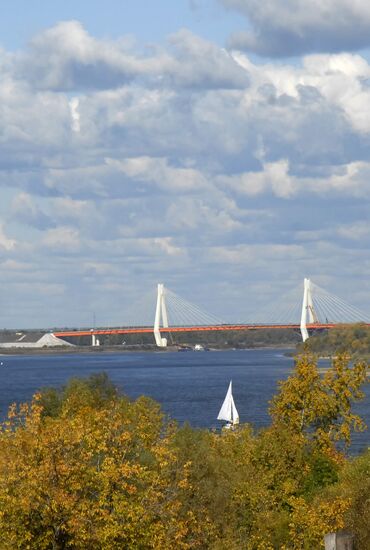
[0,1,244,50]
[1,0,370,328]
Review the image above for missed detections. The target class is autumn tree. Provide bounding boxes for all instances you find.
[0,377,203,549]
[326,449,370,548]
[255,353,369,547]
[270,353,368,453]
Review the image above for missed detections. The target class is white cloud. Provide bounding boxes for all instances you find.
[153,237,183,256]
[336,221,370,240]
[218,160,295,198]
[107,156,209,193]
[69,97,81,133]
[17,21,248,92]
[221,0,370,56]
[42,226,81,252]
[0,224,16,250]
[18,20,173,91]
[232,50,370,134]
[218,158,370,198]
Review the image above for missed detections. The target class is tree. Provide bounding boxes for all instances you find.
[38,372,118,418]
[317,449,370,549]
[297,323,370,359]
[269,353,368,453]
[0,383,192,549]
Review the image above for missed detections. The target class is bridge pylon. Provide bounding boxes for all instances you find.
[154,283,169,347]
[300,278,318,342]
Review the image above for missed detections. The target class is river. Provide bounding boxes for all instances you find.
[0,348,368,452]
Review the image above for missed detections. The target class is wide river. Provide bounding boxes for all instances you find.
[0,348,368,452]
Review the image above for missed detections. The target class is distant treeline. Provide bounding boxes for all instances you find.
[60,327,302,348]
[0,327,302,349]
[298,323,370,358]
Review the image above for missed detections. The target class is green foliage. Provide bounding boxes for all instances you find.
[0,356,368,549]
[39,372,119,417]
[56,327,301,349]
[303,454,339,495]
[297,323,370,359]
[341,449,370,547]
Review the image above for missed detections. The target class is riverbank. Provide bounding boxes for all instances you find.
[0,345,160,355]
[0,343,300,356]
[0,327,302,351]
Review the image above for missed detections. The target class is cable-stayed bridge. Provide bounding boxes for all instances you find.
[54,278,370,347]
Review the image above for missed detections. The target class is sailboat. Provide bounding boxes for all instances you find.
[217,380,239,429]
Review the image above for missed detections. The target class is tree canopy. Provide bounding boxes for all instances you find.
[297,323,370,359]
[0,354,368,549]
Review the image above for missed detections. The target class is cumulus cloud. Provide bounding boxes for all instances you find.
[17,21,248,92]
[218,158,370,198]
[221,0,370,56]
[18,20,173,91]
[167,29,249,89]
[107,156,210,193]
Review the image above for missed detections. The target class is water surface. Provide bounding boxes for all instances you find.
[0,349,368,452]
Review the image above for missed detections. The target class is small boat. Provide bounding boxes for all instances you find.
[217,381,239,429]
[193,344,209,351]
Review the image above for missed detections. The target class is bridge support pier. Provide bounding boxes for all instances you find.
[91,334,100,346]
[154,283,169,347]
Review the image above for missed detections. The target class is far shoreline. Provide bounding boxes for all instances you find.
[0,344,297,356]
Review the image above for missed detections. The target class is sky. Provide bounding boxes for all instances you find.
[1,0,370,328]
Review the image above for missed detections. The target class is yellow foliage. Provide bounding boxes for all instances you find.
[288,495,351,549]
[0,391,208,549]
[270,353,368,452]
[0,358,367,549]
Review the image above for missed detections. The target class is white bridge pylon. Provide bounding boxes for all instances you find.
[154,283,169,347]
[300,278,317,342]
[299,277,370,342]
[153,282,225,347]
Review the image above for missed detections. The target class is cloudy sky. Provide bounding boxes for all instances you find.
[1,0,370,328]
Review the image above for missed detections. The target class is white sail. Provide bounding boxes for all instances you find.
[230,394,239,425]
[217,381,239,425]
